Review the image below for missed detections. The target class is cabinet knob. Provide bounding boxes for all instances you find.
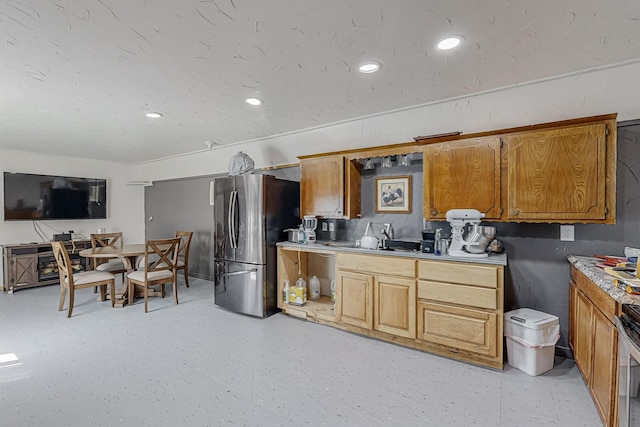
[512,211,519,216]
[431,210,437,215]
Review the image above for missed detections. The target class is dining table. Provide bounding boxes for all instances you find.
[79,244,161,307]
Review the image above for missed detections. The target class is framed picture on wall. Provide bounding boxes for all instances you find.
[375,176,411,214]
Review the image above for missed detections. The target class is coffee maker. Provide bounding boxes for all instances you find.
[302,215,317,243]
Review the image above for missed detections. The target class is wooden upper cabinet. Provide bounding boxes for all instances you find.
[424,136,501,220]
[506,120,614,222]
[299,155,361,218]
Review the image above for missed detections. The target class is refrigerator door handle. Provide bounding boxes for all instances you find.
[220,268,258,277]
[228,190,238,249]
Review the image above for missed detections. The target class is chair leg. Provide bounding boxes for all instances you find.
[144,284,149,313]
[173,278,179,305]
[58,285,66,312]
[67,287,75,317]
[99,284,107,301]
[184,269,189,288]
[128,278,134,307]
[109,281,116,307]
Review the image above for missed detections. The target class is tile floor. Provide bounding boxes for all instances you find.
[0,277,602,427]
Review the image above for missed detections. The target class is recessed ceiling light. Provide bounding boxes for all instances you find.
[358,61,381,73]
[437,36,463,50]
[245,98,262,106]
[145,112,163,118]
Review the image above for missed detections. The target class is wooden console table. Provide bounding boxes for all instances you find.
[2,241,92,294]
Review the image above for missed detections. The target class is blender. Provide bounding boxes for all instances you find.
[302,215,318,243]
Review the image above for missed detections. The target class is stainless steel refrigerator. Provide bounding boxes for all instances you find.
[213,174,300,317]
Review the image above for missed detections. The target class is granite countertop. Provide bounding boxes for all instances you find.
[568,255,640,305]
[277,241,508,266]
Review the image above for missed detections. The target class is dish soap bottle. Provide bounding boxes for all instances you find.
[309,276,320,300]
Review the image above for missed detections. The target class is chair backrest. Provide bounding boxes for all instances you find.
[175,231,193,260]
[143,238,181,277]
[90,232,123,269]
[51,241,73,286]
[90,232,123,249]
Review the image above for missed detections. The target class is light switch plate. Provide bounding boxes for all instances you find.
[560,225,575,241]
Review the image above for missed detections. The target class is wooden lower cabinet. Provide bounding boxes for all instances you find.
[417,301,498,357]
[336,270,373,330]
[569,266,619,427]
[277,246,505,369]
[374,275,416,339]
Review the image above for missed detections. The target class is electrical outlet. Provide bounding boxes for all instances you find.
[321,222,328,231]
[560,225,575,241]
[329,222,335,232]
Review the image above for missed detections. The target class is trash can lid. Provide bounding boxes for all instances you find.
[505,308,559,330]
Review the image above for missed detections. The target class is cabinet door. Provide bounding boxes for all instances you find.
[574,288,594,378]
[374,276,416,339]
[300,155,344,217]
[424,136,501,220]
[10,254,38,287]
[417,301,498,357]
[506,123,607,221]
[590,306,617,426]
[336,270,373,330]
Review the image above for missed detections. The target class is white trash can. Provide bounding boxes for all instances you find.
[504,308,560,376]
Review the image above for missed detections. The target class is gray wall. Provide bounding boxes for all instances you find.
[144,123,640,355]
[144,167,299,280]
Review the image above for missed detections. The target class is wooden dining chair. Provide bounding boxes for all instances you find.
[90,232,128,278]
[126,237,180,313]
[175,231,193,288]
[52,241,116,317]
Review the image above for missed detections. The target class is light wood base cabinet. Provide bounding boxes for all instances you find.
[569,265,619,427]
[277,245,505,369]
[417,260,503,368]
[374,275,416,339]
[336,270,373,330]
[417,301,498,357]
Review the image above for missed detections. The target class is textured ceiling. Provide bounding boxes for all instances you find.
[1,0,639,164]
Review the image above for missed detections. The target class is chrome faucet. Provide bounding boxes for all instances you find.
[381,223,394,240]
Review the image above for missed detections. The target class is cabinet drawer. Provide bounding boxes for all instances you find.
[418,280,497,310]
[337,253,415,277]
[417,301,498,357]
[418,260,499,288]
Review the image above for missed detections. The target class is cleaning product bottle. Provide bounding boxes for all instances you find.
[293,277,307,305]
[309,276,320,300]
[282,280,290,304]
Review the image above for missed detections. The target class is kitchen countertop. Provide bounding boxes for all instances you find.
[568,255,640,305]
[277,241,508,266]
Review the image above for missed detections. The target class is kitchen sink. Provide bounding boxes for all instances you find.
[319,241,357,249]
[381,239,421,251]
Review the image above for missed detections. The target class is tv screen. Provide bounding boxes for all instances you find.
[3,172,107,221]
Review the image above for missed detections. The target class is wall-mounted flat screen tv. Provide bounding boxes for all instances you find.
[3,172,107,221]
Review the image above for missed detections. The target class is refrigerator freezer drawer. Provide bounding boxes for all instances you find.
[215,261,267,317]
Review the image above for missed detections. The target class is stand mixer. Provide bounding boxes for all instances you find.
[445,209,490,258]
[302,215,317,243]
